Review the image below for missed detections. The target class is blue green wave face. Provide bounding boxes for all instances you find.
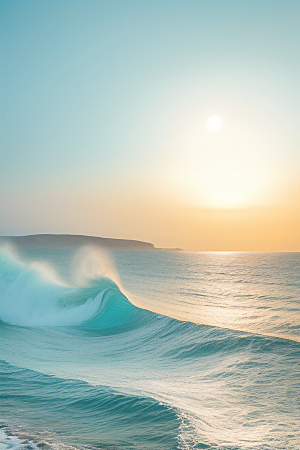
[0,248,299,450]
[0,249,140,330]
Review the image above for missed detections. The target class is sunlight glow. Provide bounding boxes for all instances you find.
[178,155,270,211]
[202,160,259,209]
[207,116,222,131]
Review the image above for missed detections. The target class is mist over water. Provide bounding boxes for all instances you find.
[0,247,299,449]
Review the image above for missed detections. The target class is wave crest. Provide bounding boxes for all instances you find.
[0,247,137,329]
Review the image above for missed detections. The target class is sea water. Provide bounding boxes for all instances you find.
[0,247,299,450]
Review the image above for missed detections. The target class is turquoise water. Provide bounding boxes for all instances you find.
[0,247,299,449]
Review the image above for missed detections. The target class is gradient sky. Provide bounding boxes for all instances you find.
[1,0,299,250]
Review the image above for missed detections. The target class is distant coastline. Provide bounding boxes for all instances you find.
[0,234,182,252]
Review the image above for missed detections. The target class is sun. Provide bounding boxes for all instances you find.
[207,116,222,131]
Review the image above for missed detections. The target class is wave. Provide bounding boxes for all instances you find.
[1,248,298,374]
[1,247,299,343]
[0,247,142,329]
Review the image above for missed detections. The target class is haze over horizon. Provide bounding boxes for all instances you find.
[1,0,299,251]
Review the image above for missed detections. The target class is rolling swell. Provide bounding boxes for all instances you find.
[0,360,181,450]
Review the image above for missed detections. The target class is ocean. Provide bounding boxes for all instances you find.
[0,246,299,450]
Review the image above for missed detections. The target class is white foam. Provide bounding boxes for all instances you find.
[0,429,39,450]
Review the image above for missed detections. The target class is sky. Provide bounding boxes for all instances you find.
[0,0,299,251]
